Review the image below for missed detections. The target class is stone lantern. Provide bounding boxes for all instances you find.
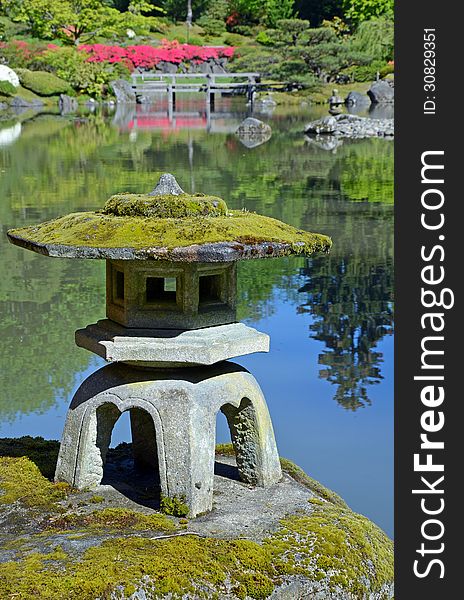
[7,174,331,517]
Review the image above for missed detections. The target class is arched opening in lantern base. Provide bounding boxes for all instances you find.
[214,397,261,485]
[95,404,162,509]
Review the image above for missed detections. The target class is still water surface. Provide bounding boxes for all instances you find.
[0,99,393,536]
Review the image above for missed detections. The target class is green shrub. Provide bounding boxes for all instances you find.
[342,60,385,82]
[379,63,394,78]
[353,17,394,62]
[229,25,255,36]
[0,80,17,96]
[231,47,279,77]
[256,30,274,45]
[16,69,71,96]
[37,47,129,98]
[223,32,249,46]
[196,16,226,37]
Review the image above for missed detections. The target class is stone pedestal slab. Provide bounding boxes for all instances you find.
[76,320,269,366]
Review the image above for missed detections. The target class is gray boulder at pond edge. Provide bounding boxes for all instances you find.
[236,117,272,147]
[110,79,136,103]
[368,80,394,104]
[9,96,44,108]
[345,91,370,106]
[59,94,78,114]
[236,117,272,136]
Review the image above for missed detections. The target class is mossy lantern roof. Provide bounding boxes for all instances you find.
[7,174,332,262]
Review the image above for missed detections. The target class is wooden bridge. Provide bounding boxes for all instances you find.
[130,72,302,107]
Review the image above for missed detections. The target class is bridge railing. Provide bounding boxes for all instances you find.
[131,72,260,89]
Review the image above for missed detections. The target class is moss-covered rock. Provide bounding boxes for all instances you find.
[0,80,16,96]
[15,69,72,97]
[0,443,393,599]
[0,456,70,509]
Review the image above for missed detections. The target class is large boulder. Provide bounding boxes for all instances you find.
[0,444,394,599]
[345,91,370,106]
[305,115,338,134]
[59,94,79,114]
[0,65,20,88]
[109,79,136,104]
[236,117,272,148]
[368,80,394,104]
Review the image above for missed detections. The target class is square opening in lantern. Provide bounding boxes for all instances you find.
[199,274,224,309]
[146,276,178,305]
[114,270,125,303]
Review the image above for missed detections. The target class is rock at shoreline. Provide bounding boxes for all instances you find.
[9,96,44,108]
[305,113,394,138]
[0,438,394,599]
[236,117,272,148]
[59,94,78,114]
[368,80,394,104]
[110,79,136,104]
[0,65,20,88]
[345,90,370,106]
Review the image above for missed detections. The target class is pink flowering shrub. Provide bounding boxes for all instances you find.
[1,40,235,73]
[79,40,235,71]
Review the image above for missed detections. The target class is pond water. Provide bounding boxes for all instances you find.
[0,98,394,536]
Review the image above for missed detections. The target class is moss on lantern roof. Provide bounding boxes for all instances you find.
[102,193,228,218]
[6,174,332,262]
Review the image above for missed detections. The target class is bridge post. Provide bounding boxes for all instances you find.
[206,75,215,111]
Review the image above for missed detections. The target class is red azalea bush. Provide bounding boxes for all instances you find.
[79,40,235,71]
[1,39,235,73]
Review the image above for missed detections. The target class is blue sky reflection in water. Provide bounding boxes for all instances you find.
[0,99,393,536]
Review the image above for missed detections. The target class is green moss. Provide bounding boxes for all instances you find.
[0,457,70,508]
[0,507,393,599]
[89,495,104,504]
[47,508,176,533]
[0,81,16,96]
[160,494,189,517]
[16,69,72,97]
[0,436,60,480]
[279,457,347,508]
[0,448,392,598]
[103,192,228,218]
[8,210,332,256]
[267,504,394,597]
[0,536,276,600]
[215,443,236,456]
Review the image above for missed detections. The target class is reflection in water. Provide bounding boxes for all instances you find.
[0,106,393,412]
[0,101,393,534]
[298,255,393,410]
